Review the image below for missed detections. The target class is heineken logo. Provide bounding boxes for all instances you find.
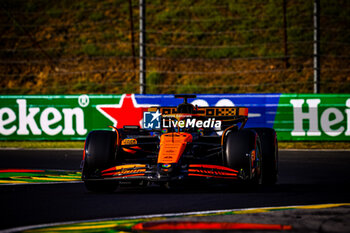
[290,98,350,137]
[0,99,87,136]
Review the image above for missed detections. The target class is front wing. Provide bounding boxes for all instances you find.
[83,164,242,182]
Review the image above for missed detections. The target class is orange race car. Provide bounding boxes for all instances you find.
[81,95,278,192]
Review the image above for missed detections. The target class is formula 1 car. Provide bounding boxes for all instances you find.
[81,95,278,192]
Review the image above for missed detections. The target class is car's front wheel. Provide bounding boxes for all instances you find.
[82,130,119,192]
[248,128,278,185]
[224,129,262,185]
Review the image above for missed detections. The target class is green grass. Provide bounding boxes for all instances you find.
[1,0,349,94]
[0,141,84,149]
[0,141,348,150]
[89,12,104,21]
[147,72,164,94]
[278,142,350,150]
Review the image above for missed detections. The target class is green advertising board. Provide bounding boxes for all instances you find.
[0,95,122,140]
[274,94,350,141]
[0,94,349,141]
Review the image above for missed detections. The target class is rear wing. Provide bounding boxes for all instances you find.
[147,106,248,119]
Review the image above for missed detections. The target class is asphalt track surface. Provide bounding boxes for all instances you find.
[0,149,350,230]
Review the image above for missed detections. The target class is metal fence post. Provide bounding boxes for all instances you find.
[313,0,320,93]
[128,0,136,72]
[139,0,146,94]
[283,0,289,69]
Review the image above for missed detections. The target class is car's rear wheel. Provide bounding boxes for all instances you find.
[82,130,119,192]
[224,129,262,185]
[248,128,278,185]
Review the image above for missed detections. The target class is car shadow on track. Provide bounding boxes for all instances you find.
[84,182,350,196]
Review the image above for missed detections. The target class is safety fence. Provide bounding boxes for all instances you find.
[1,0,349,94]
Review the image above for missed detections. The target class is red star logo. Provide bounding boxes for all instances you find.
[96,94,154,128]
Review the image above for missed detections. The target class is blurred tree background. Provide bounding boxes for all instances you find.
[0,0,349,94]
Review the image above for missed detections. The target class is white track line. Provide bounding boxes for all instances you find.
[2,203,349,233]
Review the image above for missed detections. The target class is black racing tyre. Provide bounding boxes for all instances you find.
[224,129,262,185]
[248,128,278,185]
[82,130,119,192]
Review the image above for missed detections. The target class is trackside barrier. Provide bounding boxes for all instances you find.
[0,94,349,141]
